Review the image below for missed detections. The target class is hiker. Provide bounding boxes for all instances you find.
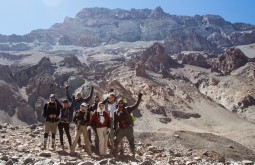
[71,103,92,156]
[90,102,111,157]
[66,85,94,111]
[41,94,61,150]
[87,95,101,153]
[58,98,74,151]
[113,93,143,158]
[66,85,94,147]
[102,92,125,154]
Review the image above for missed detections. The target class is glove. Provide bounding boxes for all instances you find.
[65,85,69,90]
[138,93,143,99]
[107,128,111,135]
[87,126,91,131]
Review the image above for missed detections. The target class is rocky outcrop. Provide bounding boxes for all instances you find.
[0,81,36,124]
[0,65,15,84]
[59,55,83,68]
[139,42,178,72]
[210,48,249,75]
[181,53,211,68]
[135,62,147,77]
[13,57,55,87]
[237,95,255,109]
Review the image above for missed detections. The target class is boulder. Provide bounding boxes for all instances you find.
[181,53,211,68]
[210,48,249,75]
[135,62,147,77]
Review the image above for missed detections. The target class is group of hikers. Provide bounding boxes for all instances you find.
[41,85,143,158]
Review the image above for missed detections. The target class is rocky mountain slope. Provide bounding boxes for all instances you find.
[1,7,255,54]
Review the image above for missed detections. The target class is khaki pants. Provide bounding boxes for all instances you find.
[71,125,92,155]
[114,126,135,154]
[44,121,58,134]
[97,127,108,155]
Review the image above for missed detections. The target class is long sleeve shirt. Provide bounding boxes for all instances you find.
[66,87,94,111]
[113,97,142,130]
[42,101,61,122]
[73,110,90,126]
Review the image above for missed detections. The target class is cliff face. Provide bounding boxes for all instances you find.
[1,7,255,53]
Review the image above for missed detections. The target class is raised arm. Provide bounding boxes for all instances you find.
[127,93,143,113]
[65,85,72,102]
[83,86,94,103]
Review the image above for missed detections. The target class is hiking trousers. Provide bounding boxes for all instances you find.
[44,121,58,134]
[97,127,108,155]
[71,125,92,155]
[58,122,72,146]
[114,126,135,154]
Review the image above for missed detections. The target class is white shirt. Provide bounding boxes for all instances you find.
[108,102,117,118]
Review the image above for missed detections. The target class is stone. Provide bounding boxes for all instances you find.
[97,159,108,165]
[139,160,154,165]
[39,151,52,157]
[242,160,253,165]
[24,157,34,164]
[185,161,197,165]
[148,146,157,153]
[135,62,147,77]
[1,155,9,161]
[5,159,13,165]
[218,156,225,163]
[193,157,202,161]
[77,162,94,165]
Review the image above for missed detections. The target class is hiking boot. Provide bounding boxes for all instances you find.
[41,144,46,150]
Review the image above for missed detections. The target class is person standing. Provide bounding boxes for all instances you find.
[58,98,74,151]
[71,103,92,157]
[113,93,143,158]
[41,94,61,150]
[90,102,111,157]
[66,85,94,147]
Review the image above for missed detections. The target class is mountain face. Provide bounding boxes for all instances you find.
[1,7,255,53]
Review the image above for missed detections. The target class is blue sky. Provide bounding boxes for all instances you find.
[0,0,255,35]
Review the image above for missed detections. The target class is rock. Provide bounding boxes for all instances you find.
[60,55,83,68]
[148,146,157,153]
[24,157,34,164]
[39,151,52,157]
[237,95,255,109]
[139,159,154,165]
[5,159,13,165]
[108,159,116,164]
[185,161,197,165]
[135,62,147,77]
[1,155,9,161]
[242,160,253,165]
[159,117,171,124]
[218,156,225,163]
[29,124,37,130]
[181,53,211,68]
[14,57,54,87]
[172,111,201,119]
[210,48,249,75]
[77,162,94,165]
[97,159,108,165]
[193,157,202,161]
[139,43,178,72]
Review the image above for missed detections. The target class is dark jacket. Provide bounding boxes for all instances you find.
[88,102,99,112]
[66,87,94,111]
[90,111,111,129]
[73,110,90,126]
[113,96,142,130]
[58,98,75,123]
[42,101,61,122]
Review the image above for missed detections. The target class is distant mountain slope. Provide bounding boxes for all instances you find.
[0,7,255,53]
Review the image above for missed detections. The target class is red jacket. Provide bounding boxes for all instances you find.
[90,111,111,128]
